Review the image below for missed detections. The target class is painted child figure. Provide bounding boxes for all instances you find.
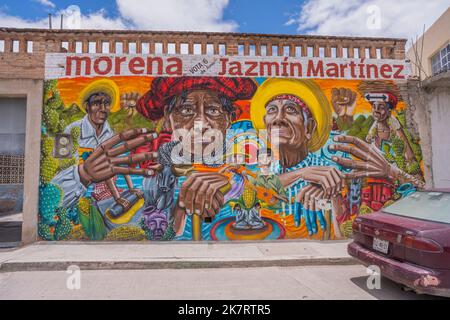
[247,202,266,230]
[233,204,249,230]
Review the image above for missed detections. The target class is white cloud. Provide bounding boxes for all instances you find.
[60,5,126,30]
[77,10,126,30]
[116,0,237,32]
[0,12,48,28]
[0,0,236,32]
[34,0,56,9]
[288,0,449,41]
[0,5,126,30]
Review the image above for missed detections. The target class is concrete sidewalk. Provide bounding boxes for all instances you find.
[0,240,356,272]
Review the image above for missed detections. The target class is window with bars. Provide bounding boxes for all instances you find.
[431,44,450,76]
[0,98,26,185]
[0,155,24,184]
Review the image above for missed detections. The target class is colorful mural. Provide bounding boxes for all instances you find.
[39,54,423,241]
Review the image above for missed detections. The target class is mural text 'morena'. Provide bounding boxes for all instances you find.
[46,54,411,81]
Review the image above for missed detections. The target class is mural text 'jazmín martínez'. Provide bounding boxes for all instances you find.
[46,54,410,81]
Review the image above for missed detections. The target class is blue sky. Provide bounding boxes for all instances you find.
[1,0,119,19]
[222,0,303,34]
[0,0,448,40]
[0,0,303,34]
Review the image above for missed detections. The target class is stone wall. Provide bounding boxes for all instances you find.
[403,71,450,189]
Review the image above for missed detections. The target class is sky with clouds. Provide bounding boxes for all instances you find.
[0,0,448,42]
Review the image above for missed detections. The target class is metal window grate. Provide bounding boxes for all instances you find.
[0,155,25,184]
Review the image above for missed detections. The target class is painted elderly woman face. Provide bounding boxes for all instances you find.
[166,90,232,159]
[264,98,316,149]
[167,90,231,133]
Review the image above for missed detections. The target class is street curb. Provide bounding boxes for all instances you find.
[0,257,358,272]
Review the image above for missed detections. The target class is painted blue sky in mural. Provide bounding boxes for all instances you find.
[0,0,448,40]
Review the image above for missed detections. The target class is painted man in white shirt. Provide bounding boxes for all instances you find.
[52,91,156,211]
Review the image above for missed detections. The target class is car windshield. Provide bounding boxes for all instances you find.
[383,191,450,224]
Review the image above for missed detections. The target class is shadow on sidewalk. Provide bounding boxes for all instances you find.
[350,276,446,300]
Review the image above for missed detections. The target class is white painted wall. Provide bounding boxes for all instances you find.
[430,88,450,188]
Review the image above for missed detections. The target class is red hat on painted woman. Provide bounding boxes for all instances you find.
[136,77,258,121]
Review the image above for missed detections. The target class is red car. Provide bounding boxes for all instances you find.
[348,190,450,298]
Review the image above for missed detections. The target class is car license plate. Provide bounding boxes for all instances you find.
[373,238,389,254]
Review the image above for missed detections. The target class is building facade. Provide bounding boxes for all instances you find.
[407,7,450,190]
[407,7,450,80]
[0,28,429,244]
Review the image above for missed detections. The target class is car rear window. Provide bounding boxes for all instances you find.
[383,192,450,224]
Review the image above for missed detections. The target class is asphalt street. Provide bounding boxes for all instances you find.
[0,265,445,300]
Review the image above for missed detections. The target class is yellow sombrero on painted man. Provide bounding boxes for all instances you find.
[77,79,121,113]
[250,78,333,153]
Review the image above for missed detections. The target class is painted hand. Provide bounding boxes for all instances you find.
[294,184,327,235]
[78,128,161,187]
[298,166,345,199]
[130,189,144,199]
[178,172,230,219]
[330,135,398,180]
[331,88,357,117]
